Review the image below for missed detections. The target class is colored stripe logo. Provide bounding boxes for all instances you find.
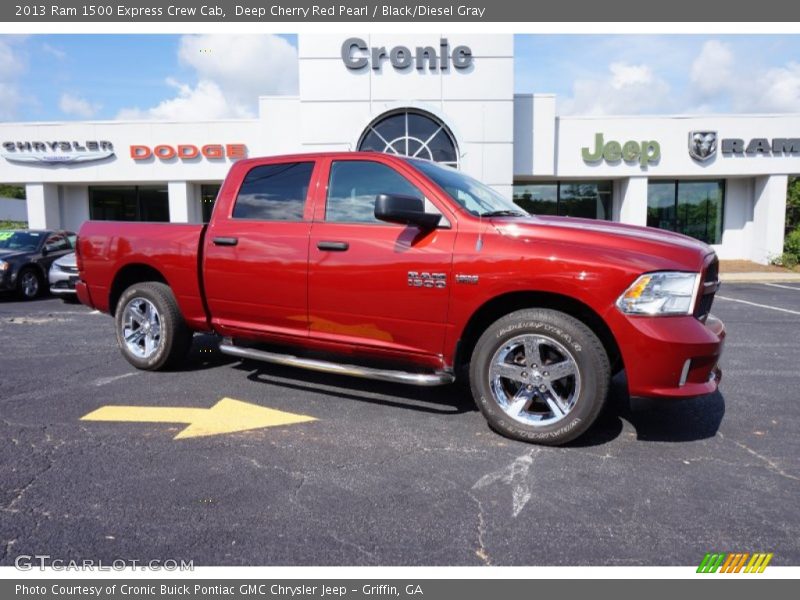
[697,552,773,573]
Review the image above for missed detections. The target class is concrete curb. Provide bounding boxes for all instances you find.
[720,272,800,283]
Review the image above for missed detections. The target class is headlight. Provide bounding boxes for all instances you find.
[0,260,8,272]
[616,272,700,316]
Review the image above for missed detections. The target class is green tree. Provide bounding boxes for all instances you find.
[787,176,800,234]
[0,185,25,199]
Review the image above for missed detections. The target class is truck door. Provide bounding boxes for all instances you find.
[203,159,319,339]
[307,157,458,366]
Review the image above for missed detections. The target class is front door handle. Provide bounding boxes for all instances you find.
[212,237,238,246]
[317,241,349,252]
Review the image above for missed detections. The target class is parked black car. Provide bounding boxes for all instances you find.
[0,230,77,300]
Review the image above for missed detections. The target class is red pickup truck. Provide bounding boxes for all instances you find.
[76,152,724,445]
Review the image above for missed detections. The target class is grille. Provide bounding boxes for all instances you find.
[695,256,719,321]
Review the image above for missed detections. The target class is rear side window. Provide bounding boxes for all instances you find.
[232,162,314,221]
[326,161,425,224]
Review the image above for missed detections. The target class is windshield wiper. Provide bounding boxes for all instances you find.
[480,210,527,217]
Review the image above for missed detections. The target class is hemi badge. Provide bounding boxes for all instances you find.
[455,274,479,285]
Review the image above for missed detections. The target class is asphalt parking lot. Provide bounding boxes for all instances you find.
[1,283,798,567]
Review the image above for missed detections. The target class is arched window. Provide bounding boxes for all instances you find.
[358,109,459,168]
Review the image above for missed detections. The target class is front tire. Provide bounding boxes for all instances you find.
[16,268,42,300]
[469,309,610,445]
[114,282,192,371]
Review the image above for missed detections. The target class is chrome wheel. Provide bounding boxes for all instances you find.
[122,297,162,359]
[20,271,39,298]
[488,334,581,427]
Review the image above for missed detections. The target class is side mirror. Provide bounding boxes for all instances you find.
[374,194,442,229]
[41,246,49,256]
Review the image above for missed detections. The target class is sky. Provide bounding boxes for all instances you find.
[1,34,799,122]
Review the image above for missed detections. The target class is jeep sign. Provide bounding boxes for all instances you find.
[581,133,661,168]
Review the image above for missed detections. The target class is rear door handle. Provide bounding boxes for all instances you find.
[212,237,238,247]
[316,241,349,252]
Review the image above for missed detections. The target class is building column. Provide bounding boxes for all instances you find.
[616,177,648,226]
[26,183,60,229]
[751,175,788,264]
[532,94,556,176]
[168,181,199,224]
[62,186,90,232]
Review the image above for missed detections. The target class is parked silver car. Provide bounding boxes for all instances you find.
[48,252,79,301]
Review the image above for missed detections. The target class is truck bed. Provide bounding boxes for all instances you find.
[77,221,209,330]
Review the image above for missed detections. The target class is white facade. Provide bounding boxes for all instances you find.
[0,33,797,263]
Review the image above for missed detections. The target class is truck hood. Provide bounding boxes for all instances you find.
[492,215,714,271]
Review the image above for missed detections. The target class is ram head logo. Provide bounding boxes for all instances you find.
[689,131,718,162]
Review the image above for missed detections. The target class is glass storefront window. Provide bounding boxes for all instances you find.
[647,180,724,245]
[138,187,170,222]
[512,181,612,220]
[513,183,557,215]
[560,182,612,219]
[201,184,221,223]
[89,186,169,222]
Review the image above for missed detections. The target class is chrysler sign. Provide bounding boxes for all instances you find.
[1,140,114,164]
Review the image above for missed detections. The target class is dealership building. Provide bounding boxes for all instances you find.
[1,34,798,263]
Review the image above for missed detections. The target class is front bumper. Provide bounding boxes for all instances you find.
[49,268,78,295]
[617,313,725,399]
[0,269,16,292]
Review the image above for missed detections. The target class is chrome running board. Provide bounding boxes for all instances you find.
[218,343,455,387]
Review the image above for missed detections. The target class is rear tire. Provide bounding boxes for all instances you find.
[469,308,610,446]
[16,268,42,300]
[114,282,192,371]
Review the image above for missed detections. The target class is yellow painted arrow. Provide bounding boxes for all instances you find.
[80,397,317,439]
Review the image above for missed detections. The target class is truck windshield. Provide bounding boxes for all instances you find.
[0,231,43,251]
[410,159,527,218]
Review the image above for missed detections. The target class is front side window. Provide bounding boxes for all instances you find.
[647,180,724,244]
[326,161,432,224]
[45,234,70,252]
[232,162,314,221]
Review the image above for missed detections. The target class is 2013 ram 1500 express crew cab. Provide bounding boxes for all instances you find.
[76,152,724,445]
